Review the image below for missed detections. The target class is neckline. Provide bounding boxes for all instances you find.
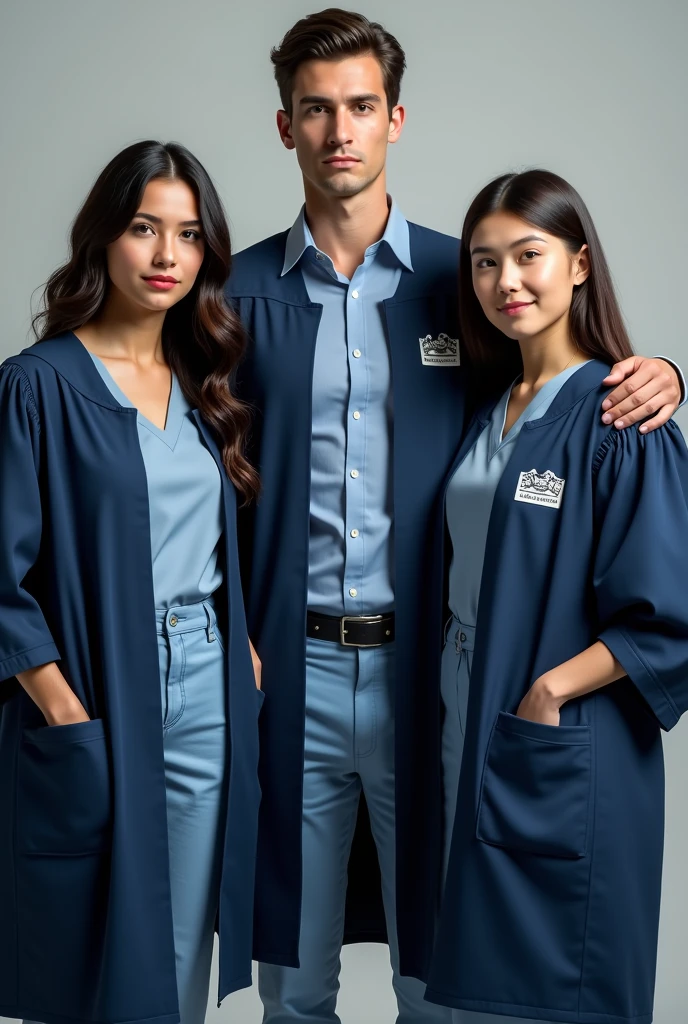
[493,361,590,451]
[86,349,188,450]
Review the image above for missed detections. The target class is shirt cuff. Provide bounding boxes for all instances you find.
[657,355,686,407]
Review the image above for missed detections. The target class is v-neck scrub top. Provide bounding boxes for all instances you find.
[446,363,588,627]
[88,353,223,609]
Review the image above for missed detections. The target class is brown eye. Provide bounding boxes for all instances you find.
[522,250,539,260]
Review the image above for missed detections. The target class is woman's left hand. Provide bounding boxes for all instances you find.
[249,638,262,690]
[516,676,561,726]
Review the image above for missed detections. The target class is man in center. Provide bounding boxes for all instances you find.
[227,10,682,1022]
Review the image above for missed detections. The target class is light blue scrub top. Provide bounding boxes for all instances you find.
[88,353,223,610]
[282,200,413,616]
[446,363,589,627]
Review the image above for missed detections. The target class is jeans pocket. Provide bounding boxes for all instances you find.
[476,711,591,859]
[18,718,111,854]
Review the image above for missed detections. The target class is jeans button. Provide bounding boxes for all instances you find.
[169,615,178,627]
[460,632,467,643]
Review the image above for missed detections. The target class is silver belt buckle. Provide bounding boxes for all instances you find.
[340,614,384,648]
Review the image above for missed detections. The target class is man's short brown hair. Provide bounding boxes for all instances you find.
[271,8,406,118]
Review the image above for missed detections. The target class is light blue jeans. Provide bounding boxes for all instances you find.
[156,599,228,1024]
[440,615,553,1024]
[259,636,451,1024]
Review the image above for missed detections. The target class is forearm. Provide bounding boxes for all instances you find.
[517,641,626,725]
[538,641,626,707]
[16,662,89,725]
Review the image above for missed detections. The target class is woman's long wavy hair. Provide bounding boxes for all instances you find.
[459,169,634,396]
[33,140,259,502]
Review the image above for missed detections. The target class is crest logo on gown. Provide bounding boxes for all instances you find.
[418,333,461,366]
[514,468,565,509]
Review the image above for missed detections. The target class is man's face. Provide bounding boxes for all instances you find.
[277,54,404,199]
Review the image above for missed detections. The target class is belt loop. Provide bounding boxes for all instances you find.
[203,602,216,643]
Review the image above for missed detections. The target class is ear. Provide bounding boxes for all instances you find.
[276,109,295,151]
[573,243,590,286]
[388,104,406,145]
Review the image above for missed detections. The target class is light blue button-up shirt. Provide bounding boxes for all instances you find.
[282,201,412,616]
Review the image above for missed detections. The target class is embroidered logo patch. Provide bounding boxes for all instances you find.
[419,333,461,366]
[514,469,565,509]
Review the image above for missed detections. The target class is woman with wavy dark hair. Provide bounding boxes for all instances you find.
[424,171,688,1023]
[0,141,263,1024]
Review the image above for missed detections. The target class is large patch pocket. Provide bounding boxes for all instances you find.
[18,718,111,855]
[476,712,591,859]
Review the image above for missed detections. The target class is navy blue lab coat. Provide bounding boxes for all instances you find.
[0,334,262,1024]
[425,360,688,1023]
[227,223,467,977]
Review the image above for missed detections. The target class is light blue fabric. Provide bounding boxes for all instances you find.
[282,201,412,616]
[156,599,227,1024]
[259,638,450,1024]
[446,362,588,625]
[87,353,223,609]
[441,363,589,1024]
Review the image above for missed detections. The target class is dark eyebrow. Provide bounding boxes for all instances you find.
[298,93,382,106]
[470,235,547,256]
[133,212,201,228]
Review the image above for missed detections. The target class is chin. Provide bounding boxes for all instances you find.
[319,178,366,198]
[318,168,380,198]
[135,293,179,313]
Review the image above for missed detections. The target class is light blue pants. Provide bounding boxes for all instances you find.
[259,636,451,1023]
[24,599,227,1024]
[157,599,228,1024]
[439,616,553,1024]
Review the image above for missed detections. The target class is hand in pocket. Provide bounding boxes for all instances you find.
[517,677,561,726]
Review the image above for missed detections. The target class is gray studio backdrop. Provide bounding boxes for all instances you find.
[1,1,686,1021]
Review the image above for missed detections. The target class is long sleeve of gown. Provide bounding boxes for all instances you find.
[0,362,60,682]
[593,419,688,730]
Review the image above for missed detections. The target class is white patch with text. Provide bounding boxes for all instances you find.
[514,468,565,509]
[419,333,461,366]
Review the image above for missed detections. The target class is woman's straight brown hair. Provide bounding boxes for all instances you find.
[32,140,259,502]
[459,169,635,396]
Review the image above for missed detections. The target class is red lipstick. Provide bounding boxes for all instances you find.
[500,301,533,317]
[142,275,179,291]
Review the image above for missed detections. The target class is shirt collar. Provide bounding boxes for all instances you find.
[280,197,413,277]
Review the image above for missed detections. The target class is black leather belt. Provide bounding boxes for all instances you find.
[306,611,395,648]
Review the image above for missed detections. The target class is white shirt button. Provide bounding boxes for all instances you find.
[349,588,358,597]
[353,349,362,358]
[353,411,361,420]
[350,529,359,538]
[351,290,359,299]
[350,469,359,479]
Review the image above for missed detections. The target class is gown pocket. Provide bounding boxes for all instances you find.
[18,718,111,855]
[476,711,591,859]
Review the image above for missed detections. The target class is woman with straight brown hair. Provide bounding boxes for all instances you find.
[0,141,262,1024]
[424,170,688,1024]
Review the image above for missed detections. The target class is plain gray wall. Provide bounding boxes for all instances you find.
[1,0,686,1021]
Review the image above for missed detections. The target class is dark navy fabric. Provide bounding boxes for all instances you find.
[0,334,262,1024]
[425,360,688,1023]
[227,223,467,978]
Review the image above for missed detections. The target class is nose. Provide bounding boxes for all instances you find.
[497,259,521,295]
[327,108,353,149]
[153,235,177,269]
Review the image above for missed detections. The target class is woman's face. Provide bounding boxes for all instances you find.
[106,178,205,314]
[469,211,589,343]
